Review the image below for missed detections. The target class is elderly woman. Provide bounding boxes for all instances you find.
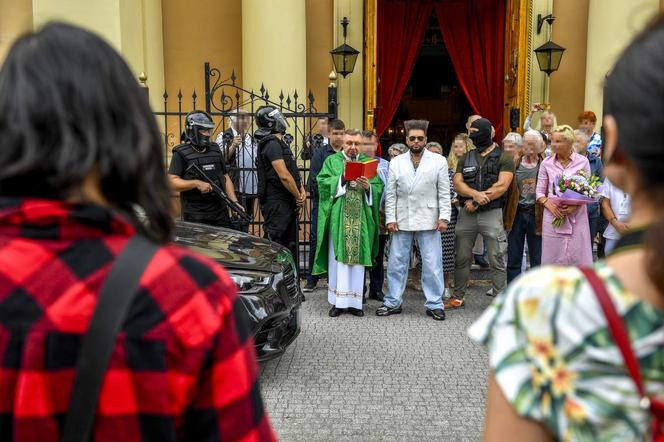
[387,142,408,159]
[524,104,557,157]
[504,130,544,283]
[425,141,443,155]
[502,132,523,161]
[535,125,592,265]
[471,17,664,441]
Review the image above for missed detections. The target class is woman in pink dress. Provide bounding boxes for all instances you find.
[536,125,593,265]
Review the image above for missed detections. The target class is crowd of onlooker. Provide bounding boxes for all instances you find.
[3,14,664,441]
[303,105,626,316]
[471,16,664,440]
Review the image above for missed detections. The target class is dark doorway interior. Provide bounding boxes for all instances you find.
[380,13,472,156]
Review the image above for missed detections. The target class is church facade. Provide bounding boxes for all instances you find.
[1,0,662,145]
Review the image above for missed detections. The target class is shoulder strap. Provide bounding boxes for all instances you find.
[62,235,159,442]
[465,149,479,168]
[579,267,646,397]
[609,229,645,256]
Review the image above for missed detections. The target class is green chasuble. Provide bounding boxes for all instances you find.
[312,152,384,276]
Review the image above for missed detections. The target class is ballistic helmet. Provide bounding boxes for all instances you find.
[255,105,288,137]
[183,110,215,147]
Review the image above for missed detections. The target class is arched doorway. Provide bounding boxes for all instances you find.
[380,12,473,154]
[364,0,532,152]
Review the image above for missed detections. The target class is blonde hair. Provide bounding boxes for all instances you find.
[447,133,474,171]
[536,110,558,131]
[553,124,575,145]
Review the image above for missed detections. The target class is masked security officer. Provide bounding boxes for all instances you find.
[168,110,241,229]
[451,117,515,307]
[255,105,306,262]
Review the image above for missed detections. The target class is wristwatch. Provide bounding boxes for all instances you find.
[441,219,450,224]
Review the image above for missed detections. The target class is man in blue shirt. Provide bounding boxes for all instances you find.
[361,130,389,302]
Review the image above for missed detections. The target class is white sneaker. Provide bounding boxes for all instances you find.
[486,288,504,297]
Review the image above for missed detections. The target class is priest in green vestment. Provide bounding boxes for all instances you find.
[312,129,384,317]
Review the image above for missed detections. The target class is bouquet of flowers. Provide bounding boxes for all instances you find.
[550,171,603,227]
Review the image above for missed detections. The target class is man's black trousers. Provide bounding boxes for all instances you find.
[260,199,298,265]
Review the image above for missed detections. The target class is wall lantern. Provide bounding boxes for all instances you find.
[330,17,360,78]
[534,14,565,76]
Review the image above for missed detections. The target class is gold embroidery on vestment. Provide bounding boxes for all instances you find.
[343,187,363,265]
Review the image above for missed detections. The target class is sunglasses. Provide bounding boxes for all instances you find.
[408,136,425,142]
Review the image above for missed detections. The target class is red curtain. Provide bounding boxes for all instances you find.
[375,0,433,139]
[434,0,506,134]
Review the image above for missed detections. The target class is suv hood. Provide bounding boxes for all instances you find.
[173,220,287,273]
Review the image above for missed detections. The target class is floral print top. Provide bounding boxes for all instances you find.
[469,262,664,441]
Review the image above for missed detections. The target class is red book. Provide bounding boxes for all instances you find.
[344,159,378,181]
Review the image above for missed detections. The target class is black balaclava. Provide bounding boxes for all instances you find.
[196,129,211,147]
[469,118,494,152]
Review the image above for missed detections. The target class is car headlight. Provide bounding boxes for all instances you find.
[228,271,272,294]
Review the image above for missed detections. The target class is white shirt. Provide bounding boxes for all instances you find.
[601,178,631,240]
[216,128,257,195]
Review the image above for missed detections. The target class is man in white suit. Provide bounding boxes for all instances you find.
[377,120,451,321]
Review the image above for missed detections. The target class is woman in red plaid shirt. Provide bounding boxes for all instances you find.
[0,23,275,441]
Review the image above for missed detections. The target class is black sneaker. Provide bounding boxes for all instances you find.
[348,308,364,317]
[376,304,402,316]
[368,290,385,302]
[303,280,317,292]
[426,308,446,321]
[329,306,343,317]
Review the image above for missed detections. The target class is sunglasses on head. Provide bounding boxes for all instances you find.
[408,136,425,142]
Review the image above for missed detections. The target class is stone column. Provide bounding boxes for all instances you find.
[585,0,659,121]
[242,0,307,108]
[31,0,165,112]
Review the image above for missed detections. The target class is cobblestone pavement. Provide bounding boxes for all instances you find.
[260,277,495,442]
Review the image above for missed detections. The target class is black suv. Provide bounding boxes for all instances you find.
[173,220,302,362]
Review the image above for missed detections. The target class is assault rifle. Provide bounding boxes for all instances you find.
[185,163,252,223]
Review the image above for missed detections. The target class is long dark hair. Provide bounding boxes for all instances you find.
[0,23,173,243]
[604,15,664,293]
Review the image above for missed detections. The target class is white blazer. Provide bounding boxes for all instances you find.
[384,149,451,231]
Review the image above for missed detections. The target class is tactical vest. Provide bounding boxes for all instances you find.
[459,147,506,211]
[256,135,300,201]
[172,142,225,207]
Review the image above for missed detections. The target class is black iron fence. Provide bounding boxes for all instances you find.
[152,62,336,275]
